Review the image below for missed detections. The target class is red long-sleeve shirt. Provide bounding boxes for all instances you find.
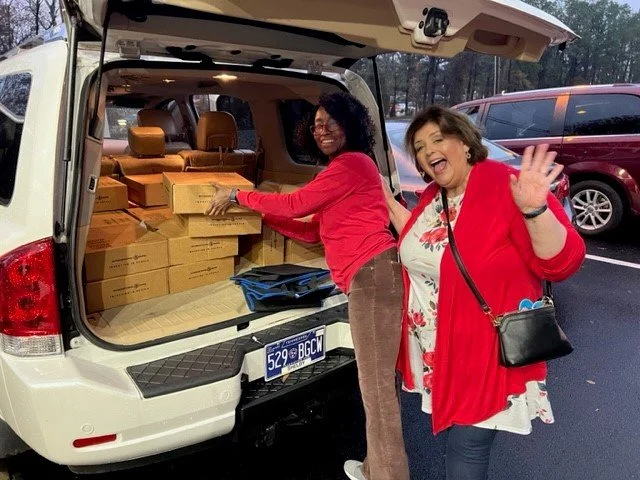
[236,151,396,292]
[396,160,586,434]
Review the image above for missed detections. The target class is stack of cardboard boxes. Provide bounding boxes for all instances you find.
[156,171,260,293]
[83,172,263,313]
[84,177,170,313]
[84,172,326,314]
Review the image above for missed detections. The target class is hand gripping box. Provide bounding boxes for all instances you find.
[162,171,254,214]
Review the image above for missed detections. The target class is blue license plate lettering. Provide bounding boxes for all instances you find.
[265,326,326,382]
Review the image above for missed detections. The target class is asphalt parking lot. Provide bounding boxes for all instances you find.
[2,218,639,480]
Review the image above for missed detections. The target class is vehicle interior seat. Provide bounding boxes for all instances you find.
[178,111,256,180]
[106,126,186,176]
[100,156,118,177]
[137,108,192,154]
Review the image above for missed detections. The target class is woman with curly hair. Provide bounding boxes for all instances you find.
[206,91,409,480]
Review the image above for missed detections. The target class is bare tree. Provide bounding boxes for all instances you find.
[40,0,60,30]
[0,0,16,54]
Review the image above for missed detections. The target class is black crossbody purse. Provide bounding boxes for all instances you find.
[441,190,573,367]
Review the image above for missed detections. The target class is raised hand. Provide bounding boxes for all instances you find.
[509,143,564,214]
[204,183,232,216]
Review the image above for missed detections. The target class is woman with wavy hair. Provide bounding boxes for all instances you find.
[207,91,409,480]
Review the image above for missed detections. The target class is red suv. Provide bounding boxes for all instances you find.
[453,84,640,236]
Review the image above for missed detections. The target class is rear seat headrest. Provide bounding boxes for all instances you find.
[196,111,238,152]
[128,126,165,157]
[137,109,179,136]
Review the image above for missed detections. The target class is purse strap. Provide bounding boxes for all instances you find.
[440,189,552,326]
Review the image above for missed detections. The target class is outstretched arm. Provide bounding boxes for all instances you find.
[205,159,355,217]
[380,175,411,234]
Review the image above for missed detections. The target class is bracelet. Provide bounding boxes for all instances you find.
[522,204,548,219]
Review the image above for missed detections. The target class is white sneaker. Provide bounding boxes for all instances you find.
[343,460,365,480]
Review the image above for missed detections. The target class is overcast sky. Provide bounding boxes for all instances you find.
[618,0,640,10]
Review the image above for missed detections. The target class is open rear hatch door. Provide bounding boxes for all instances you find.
[71,0,577,67]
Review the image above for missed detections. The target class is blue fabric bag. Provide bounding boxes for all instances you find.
[231,264,336,312]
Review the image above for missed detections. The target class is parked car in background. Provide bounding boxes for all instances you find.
[453,84,640,236]
[386,119,573,217]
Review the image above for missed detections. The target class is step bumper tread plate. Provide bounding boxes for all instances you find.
[127,303,349,398]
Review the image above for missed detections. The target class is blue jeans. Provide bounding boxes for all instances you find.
[446,425,498,480]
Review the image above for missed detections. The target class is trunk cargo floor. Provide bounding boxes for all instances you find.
[85,258,329,345]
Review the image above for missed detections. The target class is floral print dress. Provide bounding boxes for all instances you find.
[398,192,554,434]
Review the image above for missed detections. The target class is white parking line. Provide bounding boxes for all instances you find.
[586,254,640,270]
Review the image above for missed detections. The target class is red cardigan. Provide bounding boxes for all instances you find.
[237,151,396,293]
[396,160,586,434]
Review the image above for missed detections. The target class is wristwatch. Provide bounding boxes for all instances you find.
[229,187,239,205]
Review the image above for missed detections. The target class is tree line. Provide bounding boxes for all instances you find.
[0,0,59,55]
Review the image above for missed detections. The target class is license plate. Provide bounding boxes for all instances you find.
[265,326,326,382]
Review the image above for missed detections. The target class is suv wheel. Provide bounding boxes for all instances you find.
[570,180,624,236]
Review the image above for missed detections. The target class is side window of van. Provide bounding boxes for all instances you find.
[457,106,479,124]
[484,99,555,140]
[0,72,32,206]
[192,94,256,150]
[279,99,316,165]
[564,94,640,136]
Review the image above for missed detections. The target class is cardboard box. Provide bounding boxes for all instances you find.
[126,206,174,229]
[94,176,129,212]
[90,210,138,229]
[241,226,285,266]
[177,213,262,237]
[162,172,254,214]
[285,238,325,263]
[84,224,169,282]
[168,257,235,294]
[156,219,238,265]
[121,174,168,207]
[85,268,169,313]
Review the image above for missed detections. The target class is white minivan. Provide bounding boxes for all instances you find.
[0,0,575,472]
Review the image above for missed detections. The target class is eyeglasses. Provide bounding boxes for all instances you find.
[310,121,340,136]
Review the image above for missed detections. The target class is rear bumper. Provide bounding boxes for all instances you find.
[70,348,357,474]
[0,302,354,468]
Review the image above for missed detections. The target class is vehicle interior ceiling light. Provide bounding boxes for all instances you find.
[213,74,237,81]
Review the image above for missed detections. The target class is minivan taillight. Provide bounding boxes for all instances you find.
[0,238,62,356]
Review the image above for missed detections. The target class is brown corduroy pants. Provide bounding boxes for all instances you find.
[348,247,409,480]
